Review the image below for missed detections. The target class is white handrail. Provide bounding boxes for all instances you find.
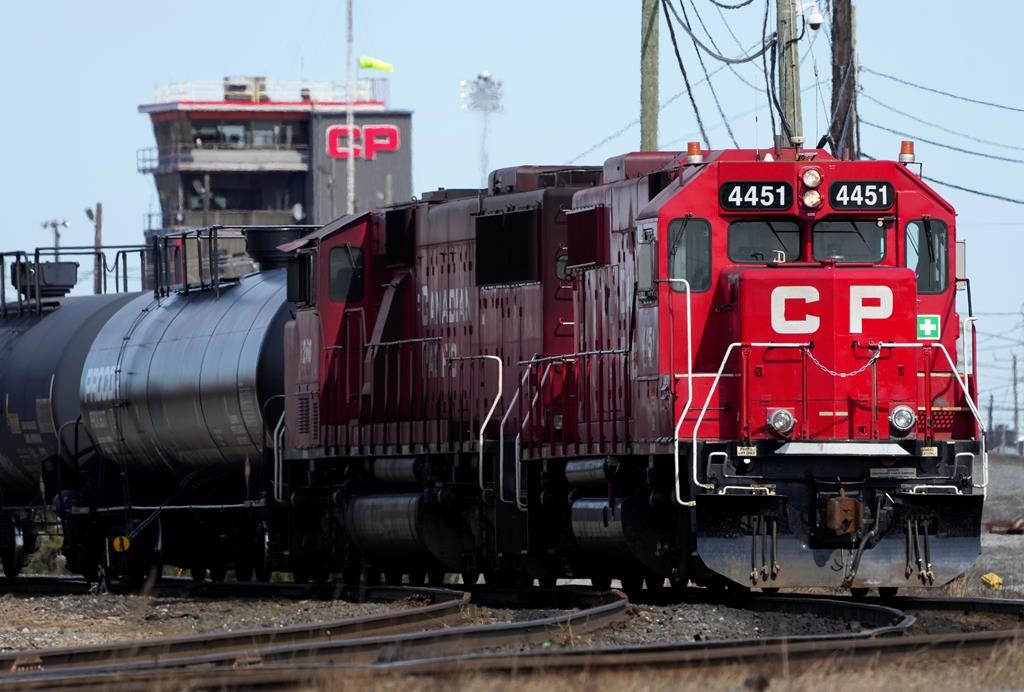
[498,363,536,504]
[513,362,555,512]
[449,354,503,492]
[878,341,987,490]
[961,316,978,381]
[689,342,811,501]
[272,411,286,505]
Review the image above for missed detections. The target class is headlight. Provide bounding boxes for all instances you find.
[801,189,822,208]
[801,168,822,188]
[889,405,917,432]
[768,409,796,435]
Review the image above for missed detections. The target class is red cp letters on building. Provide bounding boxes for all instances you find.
[326,124,400,160]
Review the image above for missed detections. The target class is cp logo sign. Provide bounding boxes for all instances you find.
[770,285,893,334]
[326,124,401,160]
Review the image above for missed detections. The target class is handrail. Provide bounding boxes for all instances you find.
[514,362,555,511]
[272,411,288,503]
[448,354,503,492]
[658,278,694,508]
[688,342,812,502]
[878,341,987,490]
[498,359,537,504]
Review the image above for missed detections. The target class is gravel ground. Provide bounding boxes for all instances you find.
[0,594,408,652]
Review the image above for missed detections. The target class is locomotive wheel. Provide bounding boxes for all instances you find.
[209,565,227,583]
[385,570,404,585]
[0,522,24,579]
[190,565,207,583]
[590,577,612,590]
[427,570,447,586]
[761,587,780,594]
[878,587,899,599]
[408,571,426,586]
[850,587,870,599]
[460,571,480,586]
[234,561,255,582]
[292,568,310,584]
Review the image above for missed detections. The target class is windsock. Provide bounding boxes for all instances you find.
[359,56,394,72]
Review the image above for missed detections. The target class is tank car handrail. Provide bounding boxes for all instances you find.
[684,342,812,504]
[448,354,503,492]
[272,410,286,504]
[878,341,987,491]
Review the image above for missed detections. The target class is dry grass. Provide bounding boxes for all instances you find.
[303,637,1024,691]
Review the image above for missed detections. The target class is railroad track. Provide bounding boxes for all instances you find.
[2,587,1023,689]
[0,586,627,689]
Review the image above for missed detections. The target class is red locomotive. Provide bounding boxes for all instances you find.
[277,140,985,593]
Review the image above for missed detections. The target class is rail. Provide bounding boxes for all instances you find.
[679,340,986,501]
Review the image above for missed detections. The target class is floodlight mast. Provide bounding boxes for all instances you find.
[460,72,503,187]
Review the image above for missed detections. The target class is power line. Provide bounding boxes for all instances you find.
[861,151,1024,206]
[861,67,1024,114]
[859,92,1024,153]
[663,0,774,64]
[688,0,764,93]
[707,0,754,8]
[860,120,1024,166]
[676,0,738,146]
[662,0,711,145]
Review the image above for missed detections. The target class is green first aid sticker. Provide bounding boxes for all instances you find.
[917,314,940,340]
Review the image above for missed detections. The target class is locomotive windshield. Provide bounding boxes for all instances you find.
[727,221,801,263]
[905,218,948,293]
[812,220,885,262]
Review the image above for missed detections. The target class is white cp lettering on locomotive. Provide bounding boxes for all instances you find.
[769,285,894,334]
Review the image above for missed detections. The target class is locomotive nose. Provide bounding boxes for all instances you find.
[730,265,918,440]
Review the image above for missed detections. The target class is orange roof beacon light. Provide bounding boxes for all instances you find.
[899,140,916,164]
[686,141,704,165]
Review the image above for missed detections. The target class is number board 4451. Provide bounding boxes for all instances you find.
[828,181,894,210]
[720,181,793,211]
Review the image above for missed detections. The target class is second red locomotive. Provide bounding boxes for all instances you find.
[276,140,985,592]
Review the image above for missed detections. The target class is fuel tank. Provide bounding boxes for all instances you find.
[0,294,138,506]
[79,270,288,501]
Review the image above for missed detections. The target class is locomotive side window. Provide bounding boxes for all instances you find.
[905,219,948,293]
[475,209,540,285]
[328,245,364,302]
[727,221,801,263]
[668,217,711,292]
[812,221,885,262]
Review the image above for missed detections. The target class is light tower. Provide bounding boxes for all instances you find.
[41,219,69,260]
[460,72,503,187]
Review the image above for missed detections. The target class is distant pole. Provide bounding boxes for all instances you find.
[1007,354,1015,446]
[86,203,103,294]
[988,393,994,439]
[40,219,69,261]
[776,0,803,145]
[345,0,356,215]
[640,0,659,151]
[830,0,859,157]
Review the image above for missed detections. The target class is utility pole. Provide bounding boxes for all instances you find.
[1014,354,1020,451]
[776,0,803,145]
[85,203,102,294]
[830,0,859,157]
[345,0,356,215]
[988,393,994,439]
[640,0,659,151]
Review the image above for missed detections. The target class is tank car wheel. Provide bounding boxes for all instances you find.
[209,565,227,583]
[385,570,404,585]
[0,522,25,579]
[538,576,557,589]
[619,575,643,593]
[427,570,447,586]
[761,587,780,594]
[190,565,207,583]
[878,587,899,599]
[590,576,612,590]
[849,587,870,599]
[292,568,310,584]
[408,571,426,586]
[460,571,480,587]
[644,574,667,594]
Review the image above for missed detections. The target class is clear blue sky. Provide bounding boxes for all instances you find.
[0,1,1021,426]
